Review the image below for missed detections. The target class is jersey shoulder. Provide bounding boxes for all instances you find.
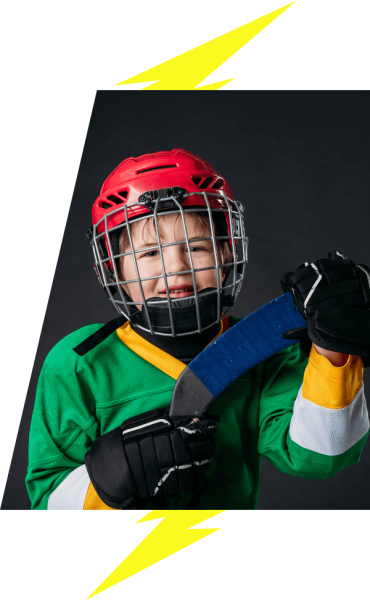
[42,324,108,372]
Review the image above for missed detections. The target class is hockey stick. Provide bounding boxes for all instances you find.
[169,292,305,416]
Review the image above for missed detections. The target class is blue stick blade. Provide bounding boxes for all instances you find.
[188,293,305,398]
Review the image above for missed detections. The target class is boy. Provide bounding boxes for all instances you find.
[26,149,370,510]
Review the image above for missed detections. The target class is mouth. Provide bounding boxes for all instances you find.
[159,285,195,298]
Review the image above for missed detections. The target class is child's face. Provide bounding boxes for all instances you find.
[120,213,226,304]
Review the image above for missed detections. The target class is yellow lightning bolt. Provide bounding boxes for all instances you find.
[117,3,294,90]
[88,510,224,598]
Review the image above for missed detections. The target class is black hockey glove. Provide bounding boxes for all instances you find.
[280,250,370,364]
[84,408,219,509]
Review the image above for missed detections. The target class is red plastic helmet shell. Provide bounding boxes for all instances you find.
[92,149,234,235]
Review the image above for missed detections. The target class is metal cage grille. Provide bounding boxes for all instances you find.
[92,191,248,337]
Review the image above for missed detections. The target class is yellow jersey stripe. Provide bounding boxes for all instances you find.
[115,318,226,381]
[302,344,364,409]
[116,322,186,380]
[83,482,117,510]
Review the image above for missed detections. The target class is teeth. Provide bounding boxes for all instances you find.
[161,289,193,293]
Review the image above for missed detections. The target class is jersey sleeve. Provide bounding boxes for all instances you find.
[25,332,115,510]
[258,344,369,478]
[45,468,116,509]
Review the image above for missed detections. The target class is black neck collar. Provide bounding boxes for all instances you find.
[132,322,221,364]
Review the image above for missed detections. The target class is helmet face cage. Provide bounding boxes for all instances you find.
[91,190,248,337]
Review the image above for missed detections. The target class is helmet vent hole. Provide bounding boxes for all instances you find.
[137,164,177,174]
[107,194,125,204]
[199,177,214,189]
[192,177,202,187]
[211,179,224,190]
[99,201,113,209]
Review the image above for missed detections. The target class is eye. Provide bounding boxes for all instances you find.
[188,245,209,253]
[138,249,160,259]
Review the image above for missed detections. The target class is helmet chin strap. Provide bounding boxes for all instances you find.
[133,287,225,336]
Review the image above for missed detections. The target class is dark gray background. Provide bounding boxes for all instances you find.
[2,91,370,509]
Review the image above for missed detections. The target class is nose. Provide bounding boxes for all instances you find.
[163,243,191,276]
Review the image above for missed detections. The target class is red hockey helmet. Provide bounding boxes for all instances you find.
[89,149,248,337]
[92,149,234,235]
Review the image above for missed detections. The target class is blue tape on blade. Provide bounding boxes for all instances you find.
[189,293,305,398]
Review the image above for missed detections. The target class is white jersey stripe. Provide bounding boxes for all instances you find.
[290,384,369,456]
[48,464,90,510]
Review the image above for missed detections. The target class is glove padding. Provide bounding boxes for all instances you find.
[85,408,219,509]
[280,250,370,362]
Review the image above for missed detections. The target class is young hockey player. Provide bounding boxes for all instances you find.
[26,149,370,510]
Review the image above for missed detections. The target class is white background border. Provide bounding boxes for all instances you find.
[1,1,369,597]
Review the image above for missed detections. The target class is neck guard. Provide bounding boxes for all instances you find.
[134,321,221,364]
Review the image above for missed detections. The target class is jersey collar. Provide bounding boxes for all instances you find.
[116,318,228,380]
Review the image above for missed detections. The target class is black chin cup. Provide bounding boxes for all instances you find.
[132,287,233,335]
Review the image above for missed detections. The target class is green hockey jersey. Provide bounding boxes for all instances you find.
[26,317,369,510]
